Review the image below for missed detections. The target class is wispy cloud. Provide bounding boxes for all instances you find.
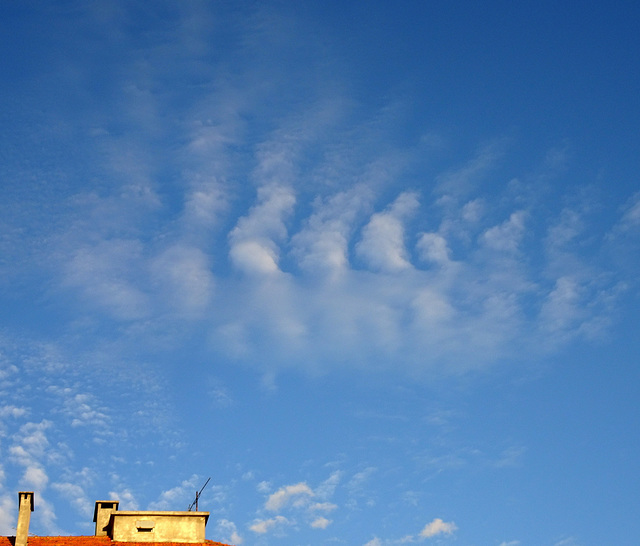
[0,495,15,535]
[229,184,296,276]
[4,16,629,383]
[216,518,243,545]
[291,184,374,278]
[494,446,527,468]
[614,192,640,233]
[419,518,457,538]
[49,156,630,379]
[50,482,92,519]
[147,475,200,511]
[108,488,139,510]
[554,537,580,546]
[8,420,61,533]
[151,245,215,318]
[435,141,506,198]
[361,517,458,544]
[356,192,419,272]
[250,475,342,537]
[310,516,331,529]
[264,482,313,512]
[63,239,151,321]
[0,334,188,535]
[249,515,290,535]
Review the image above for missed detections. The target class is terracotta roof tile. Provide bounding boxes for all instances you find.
[0,538,232,546]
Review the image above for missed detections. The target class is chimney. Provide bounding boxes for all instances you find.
[16,492,34,546]
[93,500,119,536]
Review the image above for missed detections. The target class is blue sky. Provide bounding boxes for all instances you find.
[1,1,639,545]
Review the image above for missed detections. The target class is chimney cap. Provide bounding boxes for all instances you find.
[93,500,119,523]
[18,492,34,512]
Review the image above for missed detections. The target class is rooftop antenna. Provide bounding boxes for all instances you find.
[188,477,211,511]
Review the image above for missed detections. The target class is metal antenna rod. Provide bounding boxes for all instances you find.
[188,477,211,511]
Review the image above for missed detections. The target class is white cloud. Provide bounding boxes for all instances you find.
[216,518,243,545]
[481,211,526,253]
[182,178,227,229]
[495,446,526,468]
[292,185,373,277]
[51,482,92,518]
[435,142,504,197]
[616,192,640,232]
[229,184,296,253]
[208,379,234,408]
[499,541,520,546]
[108,489,139,510]
[0,495,14,535]
[543,207,591,281]
[147,475,199,510]
[547,208,583,250]
[363,525,464,546]
[23,466,49,490]
[229,183,296,275]
[0,4,638,545]
[215,184,621,374]
[309,502,337,512]
[310,516,331,529]
[348,467,377,493]
[461,198,485,223]
[0,406,28,419]
[10,421,53,469]
[15,73,630,383]
[229,239,280,275]
[257,481,271,493]
[265,482,314,512]
[66,394,110,430]
[0,363,18,382]
[554,538,579,546]
[416,233,451,266]
[249,515,290,534]
[32,496,60,535]
[315,471,342,499]
[539,276,583,334]
[151,245,214,316]
[63,239,150,321]
[44,386,111,440]
[419,518,457,538]
[188,123,237,156]
[356,192,419,272]
[411,288,455,328]
[257,477,339,534]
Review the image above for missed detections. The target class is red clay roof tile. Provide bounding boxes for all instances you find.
[0,538,232,546]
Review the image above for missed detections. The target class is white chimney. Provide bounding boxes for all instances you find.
[16,492,34,546]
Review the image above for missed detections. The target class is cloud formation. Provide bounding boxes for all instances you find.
[250,477,340,537]
[362,517,458,545]
[249,515,289,534]
[419,518,457,538]
[43,136,631,382]
[1,3,638,544]
[264,482,314,512]
[356,192,419,272]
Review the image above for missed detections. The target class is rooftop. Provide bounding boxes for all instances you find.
[8,493,233,546]
[0,538,232,546]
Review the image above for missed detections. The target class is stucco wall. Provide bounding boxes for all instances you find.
[110,512,209,543]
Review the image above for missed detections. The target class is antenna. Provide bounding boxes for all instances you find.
[188,477,211,511]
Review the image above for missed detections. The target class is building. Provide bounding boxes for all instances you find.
[2,492,233,546]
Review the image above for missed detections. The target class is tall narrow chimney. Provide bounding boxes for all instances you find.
[16,492,34,546]
[93,500,119,536]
